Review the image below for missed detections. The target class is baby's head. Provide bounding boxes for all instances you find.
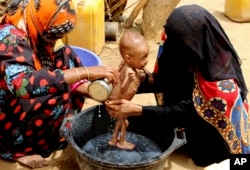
[119,30,149,70]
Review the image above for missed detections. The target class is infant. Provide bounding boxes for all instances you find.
[107,30,151,150]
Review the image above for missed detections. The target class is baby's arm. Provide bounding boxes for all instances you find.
[120,71,136,93]
[120,69,139,100]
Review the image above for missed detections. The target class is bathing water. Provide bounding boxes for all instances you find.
[82,132,162,164]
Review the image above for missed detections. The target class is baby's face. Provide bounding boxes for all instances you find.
[127,45,149,70]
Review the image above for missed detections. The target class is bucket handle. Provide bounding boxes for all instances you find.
[59,116,75,144]
[161,128,187,157]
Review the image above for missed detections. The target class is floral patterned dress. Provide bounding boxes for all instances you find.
[0,24,85,160]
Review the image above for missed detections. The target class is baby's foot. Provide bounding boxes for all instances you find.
[108,139,118,146]
[117,140,135,150]
[16,155,49,169]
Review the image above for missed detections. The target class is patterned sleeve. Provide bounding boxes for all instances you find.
[0,25,68,98]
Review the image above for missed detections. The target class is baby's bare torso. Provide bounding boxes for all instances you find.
[109,64,140,101]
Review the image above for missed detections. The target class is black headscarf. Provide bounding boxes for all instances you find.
[158,4,248,103]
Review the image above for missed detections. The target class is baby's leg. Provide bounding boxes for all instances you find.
[116,119,135,150]
[108,119,121,146]
[125,118,129,127]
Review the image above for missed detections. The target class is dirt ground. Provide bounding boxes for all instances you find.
[1,0,249,170]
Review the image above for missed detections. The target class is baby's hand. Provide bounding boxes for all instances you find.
[137,70,146,82]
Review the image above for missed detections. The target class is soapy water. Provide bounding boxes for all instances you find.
[82,132,162,164]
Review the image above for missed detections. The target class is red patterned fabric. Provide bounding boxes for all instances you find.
[3,0,76,70]
[193,71,250,154]
[0,0,84,160]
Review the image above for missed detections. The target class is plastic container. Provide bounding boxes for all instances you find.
[225,0,250,22]
[65,0,105,54]
[60,105,187,170]
[71,46,102,66]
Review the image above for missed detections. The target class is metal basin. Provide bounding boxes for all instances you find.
[60,105,186,170]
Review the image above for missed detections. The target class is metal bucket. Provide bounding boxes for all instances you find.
[88,79,113,102]
[60,105,186,170]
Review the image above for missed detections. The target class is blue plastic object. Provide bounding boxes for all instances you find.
[71,46,102,66]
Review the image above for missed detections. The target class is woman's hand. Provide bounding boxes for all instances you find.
[137,69,147,83]
[63,65,119,85]
[87,65,120,85]
[105,99,142,118]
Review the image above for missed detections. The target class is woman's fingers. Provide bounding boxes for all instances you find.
[106,66,120,84]
[106,100,122,105]
[105,100,122,116]
[86,66,119,84]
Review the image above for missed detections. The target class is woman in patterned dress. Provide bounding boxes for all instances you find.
[106,4,249,166]
[0,0,119,168]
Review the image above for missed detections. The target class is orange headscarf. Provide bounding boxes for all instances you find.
[3,0,76,70]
